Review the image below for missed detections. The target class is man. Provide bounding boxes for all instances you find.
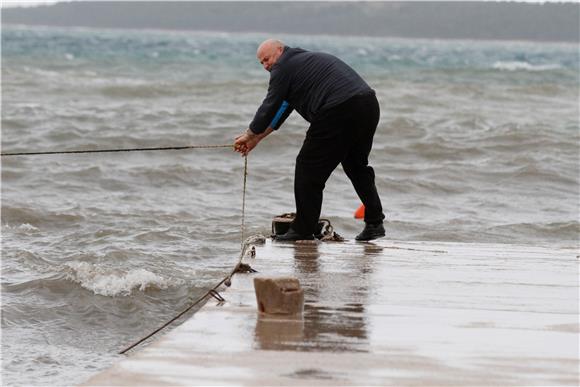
[234,39,385,241]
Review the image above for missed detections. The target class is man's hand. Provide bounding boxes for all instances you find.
[233,127,273,156]
[234,129,259,156]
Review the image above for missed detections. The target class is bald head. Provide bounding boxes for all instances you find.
[257,39,285,72]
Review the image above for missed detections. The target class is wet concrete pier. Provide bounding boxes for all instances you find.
[84,239,579,386]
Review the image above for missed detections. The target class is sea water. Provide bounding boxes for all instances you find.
[1,25,578,386]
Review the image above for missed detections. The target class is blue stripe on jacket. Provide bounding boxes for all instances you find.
[269,101,289,129]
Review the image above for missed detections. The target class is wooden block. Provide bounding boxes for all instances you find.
[253,277,304,315]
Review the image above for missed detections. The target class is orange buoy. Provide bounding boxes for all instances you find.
[354,204,365,219]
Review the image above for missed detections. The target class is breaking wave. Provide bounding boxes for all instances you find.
[63,261,176,296]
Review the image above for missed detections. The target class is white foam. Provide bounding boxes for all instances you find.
[64,261,171,297]
[2,223,40,233]
[492,61,562,72]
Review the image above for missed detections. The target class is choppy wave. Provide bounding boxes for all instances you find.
[1,206,85,227]
[405,221,580,245]
[2,223,40,234]
[492,61,563,72]
[63,261,178,296]
[486,221,580,241]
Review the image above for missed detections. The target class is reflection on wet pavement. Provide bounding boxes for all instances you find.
[85,240,579,386]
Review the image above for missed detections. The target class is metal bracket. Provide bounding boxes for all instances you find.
[209,289,225,302]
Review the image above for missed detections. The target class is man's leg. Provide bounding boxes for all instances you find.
[342,155,385,225]
[341,94,385,225]
[291,120,347,235]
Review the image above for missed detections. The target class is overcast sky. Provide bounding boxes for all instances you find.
[1,0,572,8]
[2,0,59,7]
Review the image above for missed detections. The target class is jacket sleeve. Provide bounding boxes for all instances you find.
[249,69,294,134]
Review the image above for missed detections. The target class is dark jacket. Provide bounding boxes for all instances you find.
[249,46,373,134]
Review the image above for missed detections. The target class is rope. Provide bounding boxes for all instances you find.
[2,141,252,353]
[119,155,250,355]
[0,144,233,157]
[241,156,248,246]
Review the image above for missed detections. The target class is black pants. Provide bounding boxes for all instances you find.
[291,92,385,235]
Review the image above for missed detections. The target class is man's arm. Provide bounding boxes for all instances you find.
[249,65,291,134]
[233,127,274,156]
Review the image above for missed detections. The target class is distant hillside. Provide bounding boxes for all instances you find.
[2,1,579,42]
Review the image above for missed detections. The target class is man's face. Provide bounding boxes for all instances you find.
[257,45,282,72]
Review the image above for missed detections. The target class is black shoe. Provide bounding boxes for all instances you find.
[355,223,385,241]
[274,227,315,241]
